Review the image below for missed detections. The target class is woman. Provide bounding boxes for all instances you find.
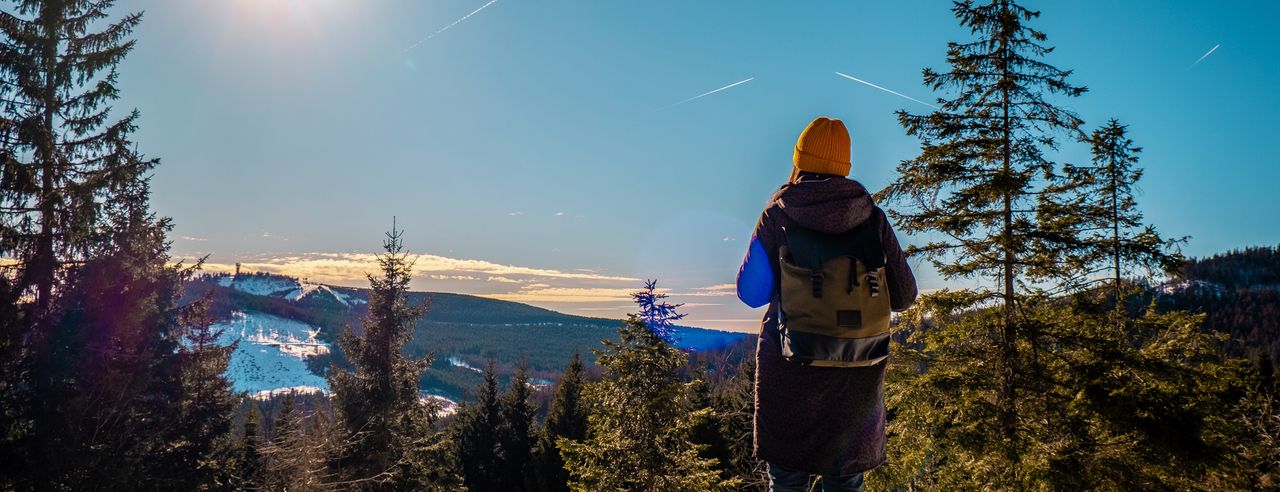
[736,116,917,492]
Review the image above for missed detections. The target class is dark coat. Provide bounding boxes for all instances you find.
[748,175,917,476]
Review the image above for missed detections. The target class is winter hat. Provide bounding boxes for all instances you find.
[793,117,851,176]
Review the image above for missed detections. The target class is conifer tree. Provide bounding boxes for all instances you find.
[454,359,505,491]
[329,222,435,488]
[558,281,736,491]
[874,3,1254,488]
[877,0,1087,453]
[711,356,767,489]
[0,2,232,488]
[1041,119,1181,303]
[15,173,234,489]
[533,351,589,492]
[0,0,155,314]
[500,359,537,490]
[169,293,236,489]
[263,394,338,491]
[233,402,266,489]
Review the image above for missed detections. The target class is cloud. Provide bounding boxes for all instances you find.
[508,211,524,217]
[486,286,643,304]
[196,251,638,286]
[684,283,737,297]
[181,236,209,242]
[554,212,564,217]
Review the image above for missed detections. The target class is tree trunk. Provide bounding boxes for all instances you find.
[998,10,1020,462]
[1111,145,1122,319]
[36,6,59,315]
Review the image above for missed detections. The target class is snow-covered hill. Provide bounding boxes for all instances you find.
[214,311,331,396]
[190,271,749,405]
[216,273,365,306]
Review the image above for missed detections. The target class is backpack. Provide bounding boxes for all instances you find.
[777,220,891,367]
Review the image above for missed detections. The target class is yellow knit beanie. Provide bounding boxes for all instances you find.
[793,117,851,176]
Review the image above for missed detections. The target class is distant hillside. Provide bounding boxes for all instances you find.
[185,272,749,401]
[1181,244,1280,290]
[1161,245,1280,362]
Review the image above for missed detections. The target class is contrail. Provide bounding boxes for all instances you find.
[663,77,755,108]
[834,71,938,109]
[1190,43,1220,68]
[403,0,498,52]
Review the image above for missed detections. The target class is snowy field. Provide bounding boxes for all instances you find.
[214,311,331,395]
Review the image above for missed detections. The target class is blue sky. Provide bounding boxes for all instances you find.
[115,0,1279,332]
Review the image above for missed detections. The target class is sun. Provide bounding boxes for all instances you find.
[220,0,352,36]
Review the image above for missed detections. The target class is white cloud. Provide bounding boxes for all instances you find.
[198,252,637,286]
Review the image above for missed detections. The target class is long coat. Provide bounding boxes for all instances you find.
[737,174,917,476]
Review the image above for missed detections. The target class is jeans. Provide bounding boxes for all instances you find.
[768,462,865,492]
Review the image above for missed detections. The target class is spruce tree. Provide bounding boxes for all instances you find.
[0,2,233,488]
[169,292,236,489]
[533,351,589,492]
[874,3,1254,488]
[328,222,434,488]
[263,394,338,491]
[454,359,505,491]
[875,0,1087,480]
[558,281,735,491]
[18,173,235,489]
[1041,119,1181,304]
[711,356,767,489]
[0,0,154,314]
[233,402,266,489]
[500,359,537,490]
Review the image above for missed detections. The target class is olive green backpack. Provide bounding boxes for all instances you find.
[777,221,891,367]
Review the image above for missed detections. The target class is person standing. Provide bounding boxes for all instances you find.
[736,117,918,492]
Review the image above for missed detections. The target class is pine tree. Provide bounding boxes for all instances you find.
[873,3,1255,488]
[875,0,1086,477]
[0,1,182,487]
[1041,119,1182,305]
[454,359,505,491]
[558,281,736,491]
[168,292,237,489]
[14,172,237,489]
[233,402,266,489]
[533,351,589,492]
[329,221,435,488]
[500,359,537,490]
[263,394,338,491]
[0,0,155,315]
[710,356,767,490]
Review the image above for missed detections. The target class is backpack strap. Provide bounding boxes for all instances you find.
[782,218,885,298]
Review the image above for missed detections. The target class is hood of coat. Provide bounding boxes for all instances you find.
[769,176,876,234]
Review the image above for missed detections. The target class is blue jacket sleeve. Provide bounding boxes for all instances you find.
[736,236,774,308]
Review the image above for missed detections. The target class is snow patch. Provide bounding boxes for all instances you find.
[250,386,328,400]
[448,355,483,373]
[215,311,331,394]
[420,393,459,418]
